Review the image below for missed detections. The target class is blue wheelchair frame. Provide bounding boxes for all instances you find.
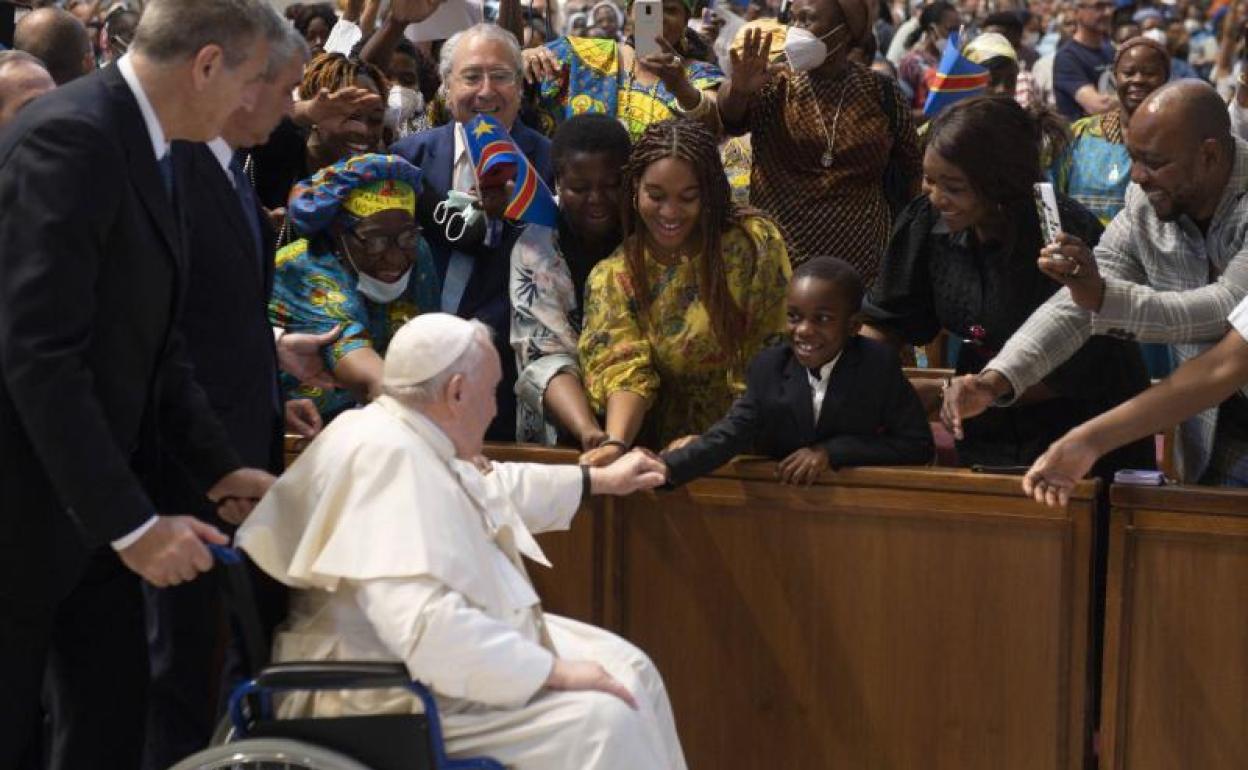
[210,545,505,770]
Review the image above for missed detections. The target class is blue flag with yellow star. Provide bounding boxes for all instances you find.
[461,114,558,227]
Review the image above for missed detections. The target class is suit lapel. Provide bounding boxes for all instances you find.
[105,66,182,269]
[193,144,264,287]
[780,353,817,446]
[814,339,862,435]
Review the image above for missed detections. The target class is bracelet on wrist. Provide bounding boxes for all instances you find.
[600,437,629,452]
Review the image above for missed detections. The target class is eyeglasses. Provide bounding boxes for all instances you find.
[455,68,520,87]
[346,226,422,256]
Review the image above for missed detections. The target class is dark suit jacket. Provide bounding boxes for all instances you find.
[155,141,284,518]
[389,121,554,441]
[664,337,935,487]
[0,66,241,579]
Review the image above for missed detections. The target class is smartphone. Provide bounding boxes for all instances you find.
[634,0,663,59]
[1033,182,1062,246]
[1114,469,1166,486]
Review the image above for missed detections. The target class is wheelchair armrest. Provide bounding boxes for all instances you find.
[253,660,413,691]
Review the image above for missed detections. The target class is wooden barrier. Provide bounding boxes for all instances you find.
[488,445,1099,769]
[1100,485,1248,769]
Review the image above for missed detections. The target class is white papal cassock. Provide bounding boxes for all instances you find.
[236,394,686,770]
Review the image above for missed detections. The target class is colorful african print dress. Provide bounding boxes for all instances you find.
[534,36,725,141]
[1051,110,1131,226]
[269,236,440,419]
[579,216,792,447]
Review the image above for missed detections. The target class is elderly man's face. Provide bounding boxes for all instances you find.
[187,35,272,142]
[446,33,519,127]
[461,342,501,456]
[223,54,303,150]
[0,61,55,130]
[447,34,522,128]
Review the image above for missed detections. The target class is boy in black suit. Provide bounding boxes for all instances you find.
[662,257,934,486]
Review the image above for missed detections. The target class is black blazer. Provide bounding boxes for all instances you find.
[664,336,935,487]
[0,66,241,573]
[153,141,284,518]
[389,121,554,442]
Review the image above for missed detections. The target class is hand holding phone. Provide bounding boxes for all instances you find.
[1033,182,1062,248]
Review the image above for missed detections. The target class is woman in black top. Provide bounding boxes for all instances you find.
[861,95,1153,472]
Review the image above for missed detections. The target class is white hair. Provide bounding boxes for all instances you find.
[382,320,495,406]
[264,18,310,80]
[437,22,523,84]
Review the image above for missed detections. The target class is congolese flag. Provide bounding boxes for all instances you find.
[460,114,558,227]
[922,30,989,119]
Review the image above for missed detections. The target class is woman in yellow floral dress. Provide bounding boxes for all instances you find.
[578,120,791,465]
[521,0,724,141]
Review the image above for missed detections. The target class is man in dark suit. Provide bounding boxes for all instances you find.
[391,23,554,442]
[141,24,318,770]
[0,2,281,768]
[663,258,935,487]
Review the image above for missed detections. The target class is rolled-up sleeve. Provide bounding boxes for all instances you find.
[354,577,554,709]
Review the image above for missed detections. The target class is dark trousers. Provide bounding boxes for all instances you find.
[141,553,288,769]
[0,546,149,770]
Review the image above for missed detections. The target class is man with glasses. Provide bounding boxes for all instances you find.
[392,22,555,442]
[943,81,1248,487]
[1054,0,1116,119]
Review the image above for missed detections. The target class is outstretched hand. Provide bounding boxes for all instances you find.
[589,449,668,495]
[728,28,781,96]
[939,374,998,440]
[1022,433,1100,508]
[277,325,342,390]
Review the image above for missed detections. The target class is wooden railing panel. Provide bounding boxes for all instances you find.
[1102,486,1248,770]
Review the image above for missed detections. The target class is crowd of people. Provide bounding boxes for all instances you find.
[2,0,1248,767]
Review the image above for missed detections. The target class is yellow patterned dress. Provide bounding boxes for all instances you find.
[533,36,725,141]
[579,215,792,447]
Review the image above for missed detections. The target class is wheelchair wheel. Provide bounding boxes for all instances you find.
[168,737,375,770]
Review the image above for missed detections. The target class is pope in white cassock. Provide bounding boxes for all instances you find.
[236,313,687,769]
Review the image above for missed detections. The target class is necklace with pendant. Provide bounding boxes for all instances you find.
[804,72,850,169]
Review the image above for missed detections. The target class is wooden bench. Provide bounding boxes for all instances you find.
[489,446,1099,769]
[1099,484,1248,769]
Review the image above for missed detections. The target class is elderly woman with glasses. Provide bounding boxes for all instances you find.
[269,153,441,421]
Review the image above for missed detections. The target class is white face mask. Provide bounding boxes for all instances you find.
[1022,30,1040,48]
[386,85,423,130]
[784,23,845,73]
[356,268,412,303]
[433,189,484,242]
[338,235,412,304]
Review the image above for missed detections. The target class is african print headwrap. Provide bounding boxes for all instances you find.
[287,153,424,237]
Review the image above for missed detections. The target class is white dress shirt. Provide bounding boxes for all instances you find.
[807,352,843,425]
[110,53,169,551]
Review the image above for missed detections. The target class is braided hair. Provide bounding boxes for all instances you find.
[622,119,759,362]
[299,51,390,100]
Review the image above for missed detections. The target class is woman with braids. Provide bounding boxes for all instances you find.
[245,51,389,222]
[1052,36,1170,226]
[719,0,921,279]
[511,114,632,447]
[860,95,1153,472]
[519,0,725,140]
[578,120,792,465]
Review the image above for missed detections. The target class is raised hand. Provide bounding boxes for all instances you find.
[1037,233,1104,312]
[388,0,447,25]
[728,28,778,97]
[641,37,692,94]
[303,87,385,131]
[118,516,228,587]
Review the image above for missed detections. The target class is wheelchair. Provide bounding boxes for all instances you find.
[169,546,505,770]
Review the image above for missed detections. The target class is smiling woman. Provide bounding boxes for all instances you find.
[300,52,390,172]
[860,95,1154,475]
[577,119,792,463]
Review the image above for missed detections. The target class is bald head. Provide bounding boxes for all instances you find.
[14,8,94,86]
[0,52,56,130]
[1132,80,1232,149]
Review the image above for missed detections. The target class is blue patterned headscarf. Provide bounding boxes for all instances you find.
[287,153,425,237]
